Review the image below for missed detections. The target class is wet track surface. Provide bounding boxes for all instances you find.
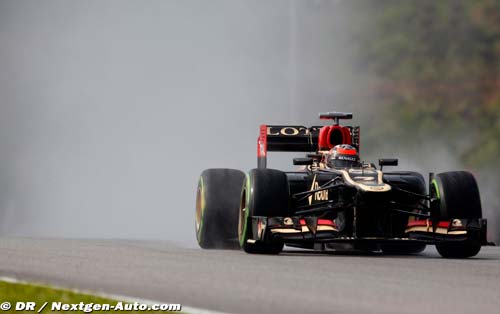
[0,238,499,314]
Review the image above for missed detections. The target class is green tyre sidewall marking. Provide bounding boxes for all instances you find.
[431,178,442,218]
[196,176,205,243]
[431,179,440,200]
[239,173,251,247]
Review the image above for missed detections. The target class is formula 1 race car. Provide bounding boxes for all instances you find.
[195,112,488,258]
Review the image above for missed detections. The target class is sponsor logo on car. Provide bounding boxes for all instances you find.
[308,175,329,205]
[267,126,321,136]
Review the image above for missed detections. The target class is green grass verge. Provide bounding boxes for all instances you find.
[0,280,178,313]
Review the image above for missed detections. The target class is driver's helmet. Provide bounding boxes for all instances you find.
[327,144,360,168]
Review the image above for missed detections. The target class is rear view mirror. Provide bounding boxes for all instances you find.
[379,158,398,170]
[307,153,323,160]
[293,157,313,166]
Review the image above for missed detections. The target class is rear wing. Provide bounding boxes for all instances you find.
[257,125,360,168]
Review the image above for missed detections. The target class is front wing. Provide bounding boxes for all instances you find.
[247,216,488,246]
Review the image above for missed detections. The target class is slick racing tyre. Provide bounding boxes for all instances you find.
[432,171,482,258]
[238,169,288,254]
[383,171,426,198]
[195,168,245,249]
[383,171,427,249]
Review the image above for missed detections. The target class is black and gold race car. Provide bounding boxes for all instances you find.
[195,112,489,258]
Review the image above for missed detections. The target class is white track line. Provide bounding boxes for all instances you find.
[0,276,230,314]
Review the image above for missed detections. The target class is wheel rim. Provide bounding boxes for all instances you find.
[195,181,203,234]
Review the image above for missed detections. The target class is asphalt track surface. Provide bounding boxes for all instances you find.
[1,238,499,314]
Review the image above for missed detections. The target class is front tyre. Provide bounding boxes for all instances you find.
[238,169,288,254]
[432,171,482,258]
[435,241,481,259]
[195,169,245,249]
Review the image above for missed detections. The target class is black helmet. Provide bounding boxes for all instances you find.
[327,144,360,168]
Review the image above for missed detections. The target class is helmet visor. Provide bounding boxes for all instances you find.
[328,155,360,168]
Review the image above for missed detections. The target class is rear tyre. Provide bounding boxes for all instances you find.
[383,171,426,195]
[238,169,288,254]
[383,171,426,242]
[432,171,482,258]
[195,169,245,249]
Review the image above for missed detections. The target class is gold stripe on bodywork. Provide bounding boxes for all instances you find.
[405,226,467,235]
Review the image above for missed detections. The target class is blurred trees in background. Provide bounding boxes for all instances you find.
[346,0,500,169]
